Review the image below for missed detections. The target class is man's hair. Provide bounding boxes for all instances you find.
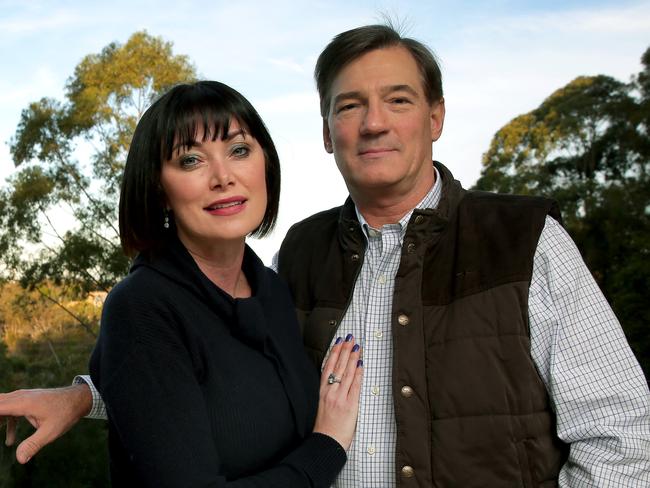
[314,24,443,117]
[119,80,281,257]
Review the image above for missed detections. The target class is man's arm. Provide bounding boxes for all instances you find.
[529,216,650,485]
[0,383,93,463]
[72,375,108,419]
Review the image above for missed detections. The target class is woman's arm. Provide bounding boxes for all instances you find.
[92,279,361,488]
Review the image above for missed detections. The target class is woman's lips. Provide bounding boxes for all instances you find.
[203,198,247,216]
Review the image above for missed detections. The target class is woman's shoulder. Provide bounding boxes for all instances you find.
[103,265,182,321]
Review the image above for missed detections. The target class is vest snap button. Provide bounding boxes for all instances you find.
[407,242,416,254]
[414,215,424,224]
[328,319,337,327]
[397,314,410,326]
[401,385,414,398]
[401,465,415,478]
[351,253,360,261]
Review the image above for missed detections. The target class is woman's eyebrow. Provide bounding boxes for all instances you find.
[171,139,201,153]
[225,128,246,140]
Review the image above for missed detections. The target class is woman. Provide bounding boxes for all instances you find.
[89,80,362,486]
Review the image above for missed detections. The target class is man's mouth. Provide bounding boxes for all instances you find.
[359,147,395,156]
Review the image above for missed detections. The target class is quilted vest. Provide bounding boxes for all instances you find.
[278,162,568,487]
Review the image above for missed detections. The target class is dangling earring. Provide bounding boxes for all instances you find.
[163,209,170,229]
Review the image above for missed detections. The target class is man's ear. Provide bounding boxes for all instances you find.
[430,98,445,142]
[323,119,333,153]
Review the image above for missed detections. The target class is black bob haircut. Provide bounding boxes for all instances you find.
[119,80,281,257]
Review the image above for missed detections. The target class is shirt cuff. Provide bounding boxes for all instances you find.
[72,375,107,420]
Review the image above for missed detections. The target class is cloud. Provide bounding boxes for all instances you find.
[0,66,60,105]
[0,8,80,35]
[254,91,320,116]
[460,2,650,38]
[267,57,311,74]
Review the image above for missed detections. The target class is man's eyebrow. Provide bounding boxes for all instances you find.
[381,84,420,98]
[332,84,421,106]
[332,91,364,107]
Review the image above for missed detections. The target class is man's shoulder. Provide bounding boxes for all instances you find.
[282,204,345,242]
[460,190,562,223]
[463,190,555,207]
[289,205,345,229]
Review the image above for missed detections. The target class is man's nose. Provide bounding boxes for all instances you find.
[360,100,389,135]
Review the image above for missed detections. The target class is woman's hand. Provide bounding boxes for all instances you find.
[312,334,363,450]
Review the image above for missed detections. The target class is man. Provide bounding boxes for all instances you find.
[2,24,649,486]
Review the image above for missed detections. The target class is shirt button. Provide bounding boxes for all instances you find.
[401,385,414,398]
[367,445,376,455]
[397,314,410,326]
[374,330,383,339]
[371,386,380,396]
[414,215,424,224]
[401,465,415,478]
[377,274,386,284]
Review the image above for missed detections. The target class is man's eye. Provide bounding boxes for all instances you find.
[337,103,357,113]
[391,97,410,104]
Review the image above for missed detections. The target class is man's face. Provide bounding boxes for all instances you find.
[323,46,445,199]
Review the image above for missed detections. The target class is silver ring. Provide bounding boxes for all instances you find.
[327,373,342,385]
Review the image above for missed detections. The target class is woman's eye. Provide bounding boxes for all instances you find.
[179,155,201,169]
[231,145,250,158]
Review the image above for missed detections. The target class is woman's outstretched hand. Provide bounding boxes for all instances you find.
[313,334,363,450]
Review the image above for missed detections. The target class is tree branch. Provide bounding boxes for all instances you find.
[34,286,97,338]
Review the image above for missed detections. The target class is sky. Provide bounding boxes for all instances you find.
[1,0,649,264]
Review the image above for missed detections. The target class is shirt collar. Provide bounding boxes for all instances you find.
[355,165,443,238]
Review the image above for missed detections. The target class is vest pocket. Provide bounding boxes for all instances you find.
[515,439,535,488]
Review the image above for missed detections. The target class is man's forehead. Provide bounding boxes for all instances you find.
[330,46,424,94]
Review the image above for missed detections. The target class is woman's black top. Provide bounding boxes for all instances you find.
[89,237,346,487]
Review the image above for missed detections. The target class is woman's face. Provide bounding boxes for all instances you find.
[160,119,267,252]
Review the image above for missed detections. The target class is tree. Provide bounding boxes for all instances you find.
[0,31,196,315]
[474,47,650,378]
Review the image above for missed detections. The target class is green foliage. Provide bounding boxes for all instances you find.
[475,47,650,378]
[1,30,196,298]
[0,282,108,486]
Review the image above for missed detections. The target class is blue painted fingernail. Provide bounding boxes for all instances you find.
[335,337,342,344]
[345,333,353,342]
[357,359,363,367]
[352,344,360,352]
